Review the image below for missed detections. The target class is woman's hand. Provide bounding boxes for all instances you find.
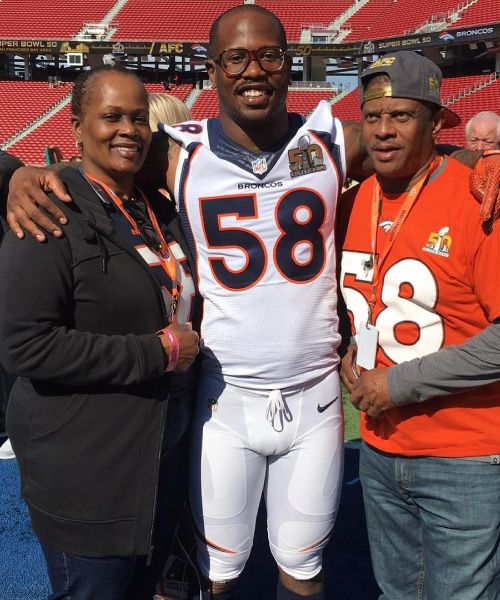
[7,166,72,241]
[159,321,200,373]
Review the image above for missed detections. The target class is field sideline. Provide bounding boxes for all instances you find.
[343,386,362,443]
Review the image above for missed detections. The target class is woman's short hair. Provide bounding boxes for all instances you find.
[71,65,145,118]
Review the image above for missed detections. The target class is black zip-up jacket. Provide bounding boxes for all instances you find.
[0,150,23,242]
[0,168,198,557]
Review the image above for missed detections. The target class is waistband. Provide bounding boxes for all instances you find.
[365,443,500,464]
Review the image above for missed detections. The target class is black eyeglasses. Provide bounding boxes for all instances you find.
[214,46,286,76]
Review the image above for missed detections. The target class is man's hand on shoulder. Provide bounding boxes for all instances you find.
[7,166,71,241]
[341,121,372,182]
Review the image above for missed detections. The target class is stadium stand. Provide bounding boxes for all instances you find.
[0,0,115,38]
[344,0,470,41]
[144,83,193,102]
[7,104,75,166]
[0,0,497,163]
[342,0,395,42]
[286,88,338,112]
[439,76,500,146]
[0,82,69,144]
[255,0,352,42]
[0,0,496,42]
[453,0,500,28]
[2,74,497,165]
[190,89,219,120]
[109,0,500,42]
[331,89,363,122]
[114,0,239,41]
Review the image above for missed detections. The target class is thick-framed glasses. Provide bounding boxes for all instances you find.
[214,46,286,75]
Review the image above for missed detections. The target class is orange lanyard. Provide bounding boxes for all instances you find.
[84,172,179,293]
[367,155,442,324]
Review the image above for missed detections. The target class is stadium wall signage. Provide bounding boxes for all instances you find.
[0,40,194,55]
[0,24,496,57]
[288,23,499,56]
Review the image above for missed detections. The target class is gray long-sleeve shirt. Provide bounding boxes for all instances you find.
[388,320,500,406]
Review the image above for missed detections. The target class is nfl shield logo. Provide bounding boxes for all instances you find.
[251,157,268,175]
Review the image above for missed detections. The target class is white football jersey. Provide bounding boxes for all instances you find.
[162,101,346,388]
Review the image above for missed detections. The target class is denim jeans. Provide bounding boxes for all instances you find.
[41,543,137,600]
[360,442,500,600]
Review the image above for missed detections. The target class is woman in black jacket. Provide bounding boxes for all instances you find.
[0,66,199,600]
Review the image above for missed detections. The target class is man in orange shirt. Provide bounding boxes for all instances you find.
[339,51,500,599]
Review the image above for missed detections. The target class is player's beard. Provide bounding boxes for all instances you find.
[229,95,288,131]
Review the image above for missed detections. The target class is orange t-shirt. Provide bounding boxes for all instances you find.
[340,157,500,457]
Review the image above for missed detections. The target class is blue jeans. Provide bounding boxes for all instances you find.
[360,442,500,600]
[41,543,137,600]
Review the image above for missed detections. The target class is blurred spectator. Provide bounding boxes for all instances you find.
[44,145,82,166]
[148,92,192,132]
[44,145,64,165]
[465,111,500,151]
[148,93,192,204]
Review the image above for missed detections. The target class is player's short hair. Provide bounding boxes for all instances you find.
[208,5,288,57]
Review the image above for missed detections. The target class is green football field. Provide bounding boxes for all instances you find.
[342,386,361,442]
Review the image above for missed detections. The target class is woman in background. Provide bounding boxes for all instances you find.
[148,92,192,132]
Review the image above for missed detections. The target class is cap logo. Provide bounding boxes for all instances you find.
[363,84,393,102]
[428,74,440,97]
[368,56,397,69]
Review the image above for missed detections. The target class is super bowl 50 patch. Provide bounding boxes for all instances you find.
[422,226,452,257]
[288,135,326,178]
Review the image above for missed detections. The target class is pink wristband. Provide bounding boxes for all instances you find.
[157,327,180,372]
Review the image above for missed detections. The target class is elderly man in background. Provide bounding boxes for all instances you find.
[465,110,500,151]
